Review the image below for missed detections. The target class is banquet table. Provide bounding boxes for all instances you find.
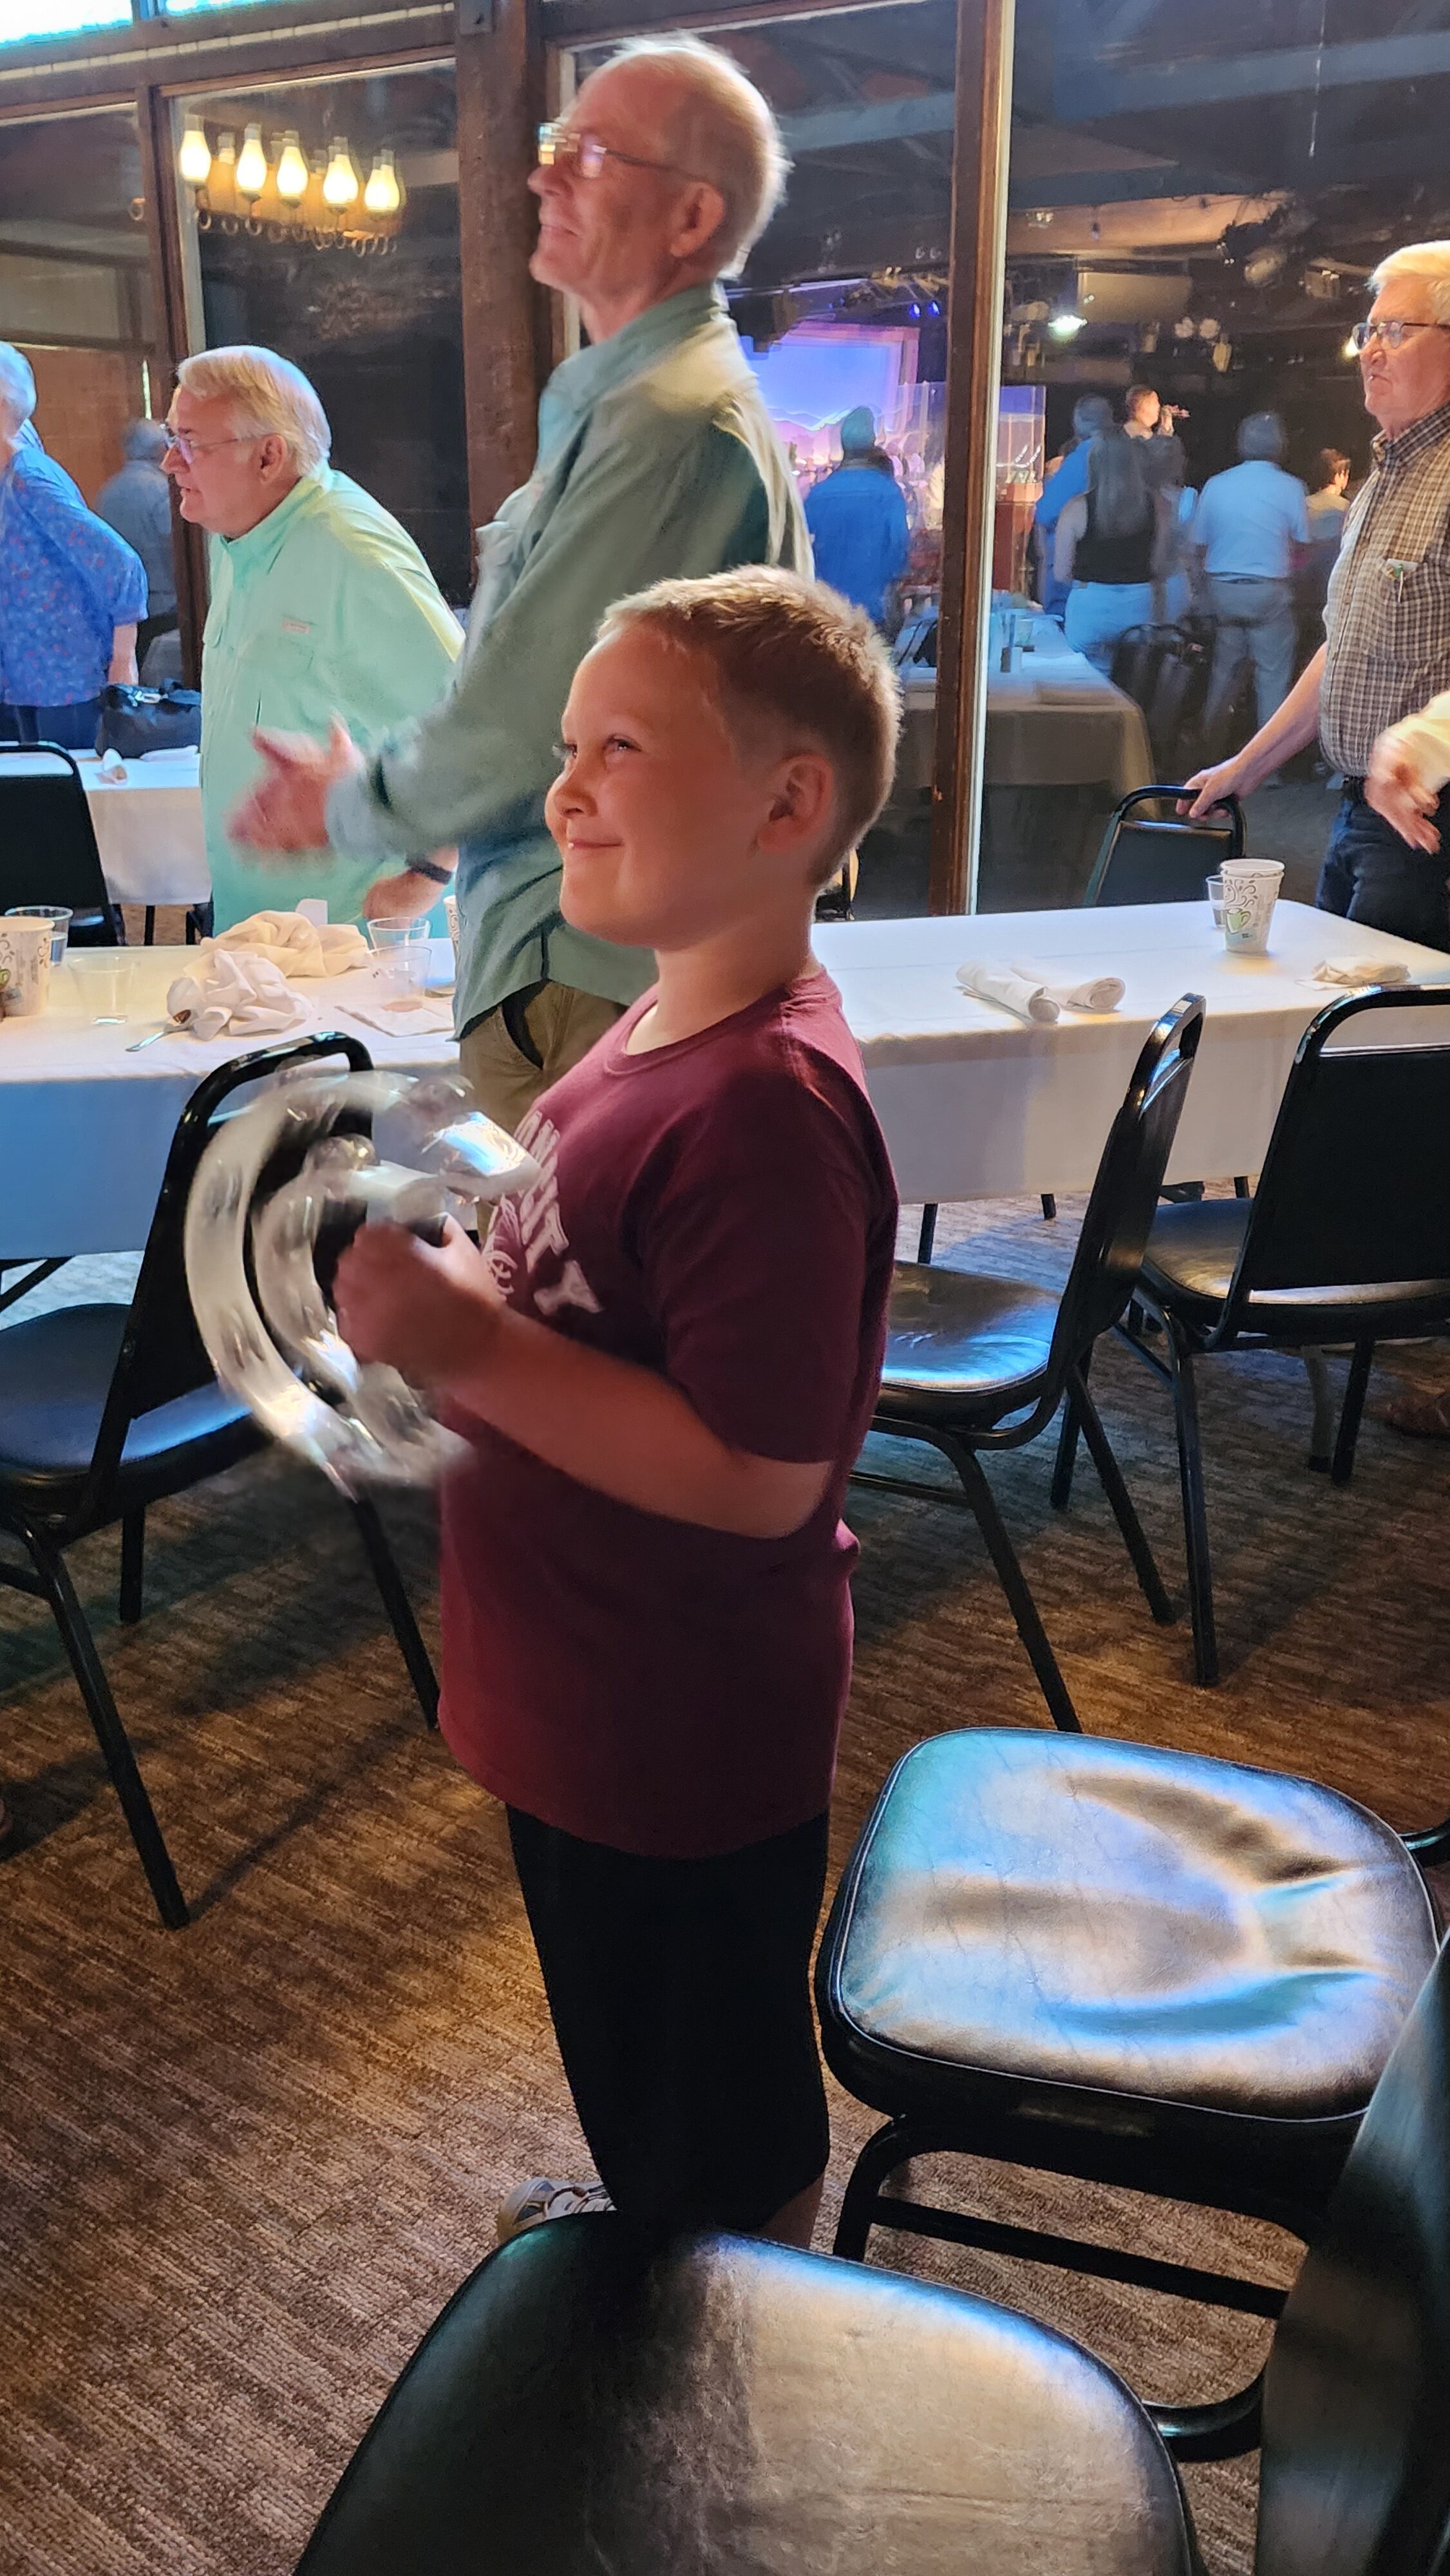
[5,905,1449,1260]
[3,747,209,908]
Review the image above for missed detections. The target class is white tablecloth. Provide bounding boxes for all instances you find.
[894,614,1153,800]
[5,907,1449,1258]
[6,748,209,907]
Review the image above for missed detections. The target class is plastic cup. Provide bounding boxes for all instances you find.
[0,913,53,1016]
[88,958,134,1024]
[1219,860,1284,955]
[6,903,71,965]
[1205,875,1227,929]
[366,914,429,999]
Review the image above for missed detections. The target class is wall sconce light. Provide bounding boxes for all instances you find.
[322,139,361,209]
[235,123,268,201]
[363,148,402,218]
[178,118,212,189]
[276,131,310,205]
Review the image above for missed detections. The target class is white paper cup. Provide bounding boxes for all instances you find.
[444,894,460,961]
[0,914,53,1016]
[1220,860,1284,954]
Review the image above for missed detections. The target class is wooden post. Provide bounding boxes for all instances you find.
[135,80,208,686]
[455,0,552,535]
[928,0,1015,913]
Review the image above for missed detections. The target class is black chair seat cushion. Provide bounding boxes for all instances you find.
[0,1303,256,1512]
[821,1730,1437,2141]
[875,1262,1059,1428]
[1142,1200,1450,1334]
[296,2219,1195,2576]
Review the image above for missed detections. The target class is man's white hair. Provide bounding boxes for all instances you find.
[0,341,37,436]
[174,344,330,473]
[1370,241,1450,326]
[600,36,789,277]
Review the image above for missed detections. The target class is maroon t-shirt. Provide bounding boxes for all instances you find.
[437,969,898,1857]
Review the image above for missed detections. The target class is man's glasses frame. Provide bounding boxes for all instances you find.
[1350,317,1450,354]
[535,120,709,186]
[162,429,263,465]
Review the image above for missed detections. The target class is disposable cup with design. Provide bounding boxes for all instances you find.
[1220,859,1284,954]
[0,913,54,1016]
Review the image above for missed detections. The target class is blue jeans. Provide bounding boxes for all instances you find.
[1316,782,1450,953]
[1063,581,1154,674]
[0,697,103,752]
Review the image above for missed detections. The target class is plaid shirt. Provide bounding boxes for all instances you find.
[1321,399,1450,775]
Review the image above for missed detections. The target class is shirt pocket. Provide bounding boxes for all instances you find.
[1366,551,1450,670]
[249,623,322,730]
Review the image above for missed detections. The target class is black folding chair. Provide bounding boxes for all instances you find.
[1084,782,1243,907]
[854,995,1203,1734]
[1125,985,1450,1761]
[818,1726,1438,2461]
[0,1033,438,1929]
[296,1940,1450,2571]
[0,740,122,943]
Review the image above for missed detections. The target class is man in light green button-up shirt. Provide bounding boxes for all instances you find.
[232,40,807,1128]
[166,346,462,933]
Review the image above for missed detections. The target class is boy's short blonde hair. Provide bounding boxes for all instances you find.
[597,568,901,882]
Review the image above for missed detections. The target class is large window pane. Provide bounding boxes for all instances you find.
[997,0,1450,909]
[0,0,128,41]
[0,105,160,502]
[565,3,957,918]
[175,62,470,600]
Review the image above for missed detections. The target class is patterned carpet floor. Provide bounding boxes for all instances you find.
[2,1195,1447,2574]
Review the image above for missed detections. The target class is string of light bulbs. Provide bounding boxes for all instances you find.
[176,117,406,252]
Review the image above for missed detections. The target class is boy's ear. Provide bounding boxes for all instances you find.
[761,748,837,849]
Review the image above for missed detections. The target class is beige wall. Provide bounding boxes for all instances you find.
[21,342,147,504]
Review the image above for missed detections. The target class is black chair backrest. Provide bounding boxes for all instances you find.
[0,742,118,934]
[296,2218,1194,2574]
[1216,986,1450,1336]
[1257,1936,1450,2576]
[80,1032,373,1516]
[1020,994,1204,1432]
[1084,784,1245,907]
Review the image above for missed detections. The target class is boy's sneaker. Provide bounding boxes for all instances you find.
[495,2176,613,2245]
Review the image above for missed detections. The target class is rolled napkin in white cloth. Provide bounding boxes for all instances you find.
[1312,955,1411,988]
[96,748,128,783]
[203,911,369,979]
[1011,961,1125,1013]
[165,949,309,1043]
[956,961,1062,1022]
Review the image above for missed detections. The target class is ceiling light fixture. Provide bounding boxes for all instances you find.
[1048,310,1086,339]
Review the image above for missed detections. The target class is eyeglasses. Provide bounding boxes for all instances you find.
[1349,317,1450,354]
[162,428,260,465]
[535,120,707,185]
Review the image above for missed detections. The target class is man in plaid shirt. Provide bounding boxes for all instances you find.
[1187,240,1450,949]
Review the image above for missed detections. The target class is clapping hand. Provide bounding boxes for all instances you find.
[334,1217,498,1388]
[229,717,363,854]
[1366,733,1442,855]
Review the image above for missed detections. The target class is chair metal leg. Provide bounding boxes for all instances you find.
[832,2116,918,2260]
[143,905,156,945]
[30,1533,187,1928]
[1332,1339,1375,1486]
[1050,1341,1090,1511]
[348,1496,439,1726]
[1165,1330,1219,1685]
[1070,1366,1175,1625]
[1232,1175,1250,1199]
[1149,2372,1265,2465]
[943,1435,1082,1732]
[1040,1193,1057,1221]
[119,1505,145,1624]
[915,1203,938,1264]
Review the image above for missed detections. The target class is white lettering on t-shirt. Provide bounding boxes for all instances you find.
[494,1111,602,1317]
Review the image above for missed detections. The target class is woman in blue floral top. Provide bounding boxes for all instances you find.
[0,343,149,752]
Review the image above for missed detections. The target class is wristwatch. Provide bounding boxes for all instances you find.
[407,855,455,887]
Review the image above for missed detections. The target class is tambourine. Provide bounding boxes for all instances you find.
[184,1067,539,1492]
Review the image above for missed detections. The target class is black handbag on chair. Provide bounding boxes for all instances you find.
[95,682,202,759]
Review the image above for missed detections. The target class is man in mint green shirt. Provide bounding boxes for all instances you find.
[165,345,461,933]
[231,39,807,1128]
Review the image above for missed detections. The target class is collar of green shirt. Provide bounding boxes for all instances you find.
[536,282,728,457]
[218,462,330,578]
[1371,397,1450,474]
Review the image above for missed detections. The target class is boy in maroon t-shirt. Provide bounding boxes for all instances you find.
[335,568,900,2251]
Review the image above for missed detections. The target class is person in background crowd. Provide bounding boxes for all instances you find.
[804,405,909,629]
[1033,392,1113,617]
[1186,240,1450,949]
[229,38,807,1135]
[97,420,178,670]
[1296,446,1353,622]
[1054,426,1172,672]
[0,343,146,750]
[1140,432,1197,622]
[1189,412,1308,755]
[1124,384,1188,442]
[165,345,461,934]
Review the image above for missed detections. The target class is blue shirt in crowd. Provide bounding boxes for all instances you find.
[1190,459,1310,582]
[0,442,147,709]
[805,459,909,624]
[1033,443,1092,614]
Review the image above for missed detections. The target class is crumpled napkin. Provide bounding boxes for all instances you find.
[203,911,369,979]
[95,748,128,783]
[165,949,310,1042]
[1312,956,1411,988]
[956,960,1125,1023]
